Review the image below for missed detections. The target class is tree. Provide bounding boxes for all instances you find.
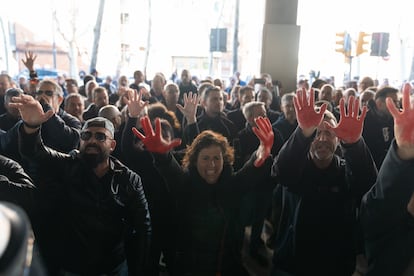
[53,0,105,79]
[53,0,81,78]
[143,0,152,75]
[90,0,106,73]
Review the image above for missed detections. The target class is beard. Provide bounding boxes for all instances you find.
[311,142,335,161]
[80,144,110,169]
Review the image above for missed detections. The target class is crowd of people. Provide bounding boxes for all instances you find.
[0,50,414,276]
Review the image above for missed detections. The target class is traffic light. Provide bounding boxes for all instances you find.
[335,32,351,57]
[370,32,389,57]
[356,32,370,56]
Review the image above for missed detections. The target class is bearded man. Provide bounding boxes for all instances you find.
[12,93,151,276]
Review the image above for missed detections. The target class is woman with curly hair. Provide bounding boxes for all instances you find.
[133,106,274,276]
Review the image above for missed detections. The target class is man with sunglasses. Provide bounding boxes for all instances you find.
[10,94,151,275]
[22,51,81,153]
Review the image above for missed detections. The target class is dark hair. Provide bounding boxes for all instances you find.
[182,130,234,169]
[375,86,398,101]
[83,74,95,85]
[151,118,174,140]
[201,86,221,102]
[147,102,181,131]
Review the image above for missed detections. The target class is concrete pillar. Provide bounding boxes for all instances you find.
[261,0,300,94]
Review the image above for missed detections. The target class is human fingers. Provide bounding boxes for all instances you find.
[132,127,146,141]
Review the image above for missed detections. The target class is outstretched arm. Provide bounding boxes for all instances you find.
[252,116,274,167]
[9,94,54,134]
[126,88,148,118]
[387,82,414,160]
[176,92,200,125]
[132,116,182,154]
[387,83,414,216]
[21,51,36,71]
[293,87,327,137]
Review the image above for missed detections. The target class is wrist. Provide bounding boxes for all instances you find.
[186,117,196,124]
[23,121,41,129]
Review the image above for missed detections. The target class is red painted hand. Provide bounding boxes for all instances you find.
[386,83,414,159]
[132,116,182,153]
[325,95,367,144]
[293,88,327,136]
[252,116,274,167]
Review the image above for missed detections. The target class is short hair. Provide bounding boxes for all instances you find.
[164,82,179,92]
[92,86,107,100]
[281,92,295,106]
[242,101,265,120]
[320,84,334,95]
[201,86,221,102]
[39,79,63,97]
[198,83,214,96]
[257,87,273,101]
[239,85,254,98]
[0,73,12,83]
[182,130,234,169]
[64,93,85,109]
[359,76,375,89]
[83,74,95,86]
[375,86,398,101]
[147,102,181,130]
[311,79,327,89]
[65,78,78,87]
[98,105,121,121]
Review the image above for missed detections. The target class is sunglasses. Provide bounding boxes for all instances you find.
[80,131,109,142]
[36,90,54,97]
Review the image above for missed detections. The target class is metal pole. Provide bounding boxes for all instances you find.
[0,17,9,73]
[232,0,239,74]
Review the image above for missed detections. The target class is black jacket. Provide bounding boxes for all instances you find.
[153,151,272,275]
[362,100,394,169]
[183,113,238,146]
[18,126,151,275]
[0,154,35,214]
[272,127,377,276]
[42,107,81,153]
[361,140,414,276]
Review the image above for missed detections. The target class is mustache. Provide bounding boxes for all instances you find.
[84,144,101,151]
[314,142,332,149]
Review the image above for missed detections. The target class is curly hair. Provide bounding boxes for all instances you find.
[147,102,181,131]
[182,130,234,169]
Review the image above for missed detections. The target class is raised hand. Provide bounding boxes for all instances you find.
[132,116,182,153]
[176,92,200,124]
[9,94,54,128]
[324,95,367,144]
[252,116,274,167]
[293,88,327,137]
[386,83,414,160]
[21,51,37,71]
[126,89,148,118]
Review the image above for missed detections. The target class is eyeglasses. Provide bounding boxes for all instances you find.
[36,90,54,97]
[80,131,109,142]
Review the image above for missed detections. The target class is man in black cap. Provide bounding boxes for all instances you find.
[11,94,151,275]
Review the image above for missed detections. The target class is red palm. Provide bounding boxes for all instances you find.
[387,83,414,148]
[132,116,181,153]
[293,88,327,131]
[325,96,367,144]
[252,116,274,167]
